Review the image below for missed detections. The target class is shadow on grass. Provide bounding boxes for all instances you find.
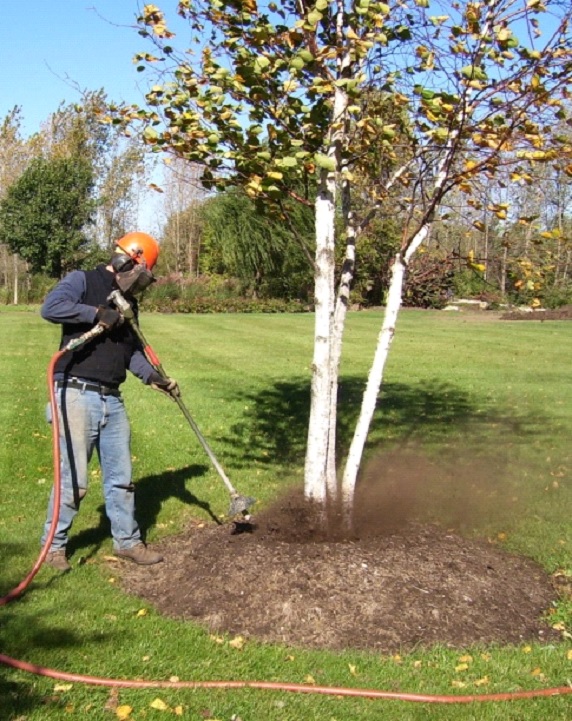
[60,377,555,555]
[67,463,219,558]
[0,610,113,718]
[222,376,553,468]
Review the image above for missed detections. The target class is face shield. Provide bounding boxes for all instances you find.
[111,253,156,297]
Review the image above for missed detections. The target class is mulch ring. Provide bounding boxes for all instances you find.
[116,497,562,653]
[500,305,572,321]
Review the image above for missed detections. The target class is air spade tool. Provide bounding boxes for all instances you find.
[109,289,255,519]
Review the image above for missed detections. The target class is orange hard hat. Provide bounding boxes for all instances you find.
[115,232,159,270]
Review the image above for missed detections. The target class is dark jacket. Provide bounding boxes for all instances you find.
[41,265,154,387]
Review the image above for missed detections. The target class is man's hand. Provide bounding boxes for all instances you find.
[148,371,180,398]
[96,305,123,330]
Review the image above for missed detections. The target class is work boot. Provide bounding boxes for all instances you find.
[114,543,163,565]
[45,550,71,572]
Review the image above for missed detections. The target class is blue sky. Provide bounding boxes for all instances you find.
[1,1,162,137]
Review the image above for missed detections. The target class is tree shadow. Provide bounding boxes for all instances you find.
[221,376,553,469]
[67,463,219,558]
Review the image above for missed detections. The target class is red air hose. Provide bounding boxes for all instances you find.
[0,348,65,607]
[0,344,571,705]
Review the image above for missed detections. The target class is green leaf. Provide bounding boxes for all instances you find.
[460,65,488,81]
[253,56,271,72]
[276,156,298,168]
[143,127,159,142]
[307,10,323,26]
[315,154,336,171]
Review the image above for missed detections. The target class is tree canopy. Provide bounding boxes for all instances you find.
[116,0,572,514]
[0,156,96,277]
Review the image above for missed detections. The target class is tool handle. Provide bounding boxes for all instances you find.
[63,322,107,352]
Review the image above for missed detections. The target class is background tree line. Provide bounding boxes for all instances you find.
[1,94,572,311]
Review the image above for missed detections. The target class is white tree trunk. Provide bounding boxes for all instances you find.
[304,179,336,503]
[341,226,430,516]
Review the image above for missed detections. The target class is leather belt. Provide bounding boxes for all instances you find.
[56,378,121,397]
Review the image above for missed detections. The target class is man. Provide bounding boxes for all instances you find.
[41,231,178,571]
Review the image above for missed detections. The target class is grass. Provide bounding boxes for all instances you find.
[0,307,571,720]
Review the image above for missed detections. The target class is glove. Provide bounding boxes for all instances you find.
[95,305,123,330]
[148,371,180,398]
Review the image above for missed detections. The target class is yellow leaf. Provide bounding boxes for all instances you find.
[229,635,246,650]
[169,675,180,683]
[522,645,532,653]
[116,706,133,720]
[455,663,469,672]
[531,667,543,676]
[54,683,73,692]
[136,608,148,617]
[210,634,225,644]
[348,664,358,676]
[458,655,473,664]
[474,676,489,687]
[567,649,572,660]
[451,680,467,688]
[305,674,316,685]
[174,707,184,716]
[150,697,169,710]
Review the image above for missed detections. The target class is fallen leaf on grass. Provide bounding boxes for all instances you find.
[116,705,133,720]
[348,664,358,676]
[229,635,246,650]
[474,676,489,687]
[54,683,73,692]
[455,663,469,672]
[150,697,169,710]
[136,608,148,617]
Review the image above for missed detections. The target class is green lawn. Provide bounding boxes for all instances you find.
[0,307,571,720]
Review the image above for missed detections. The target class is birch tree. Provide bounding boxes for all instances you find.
[117,0,572,519]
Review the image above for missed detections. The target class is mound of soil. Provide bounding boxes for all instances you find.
[118,468,561,653]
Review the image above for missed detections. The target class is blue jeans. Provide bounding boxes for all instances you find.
[42,385,141,552]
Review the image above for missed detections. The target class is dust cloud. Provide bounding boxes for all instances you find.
[354,444,523,538]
